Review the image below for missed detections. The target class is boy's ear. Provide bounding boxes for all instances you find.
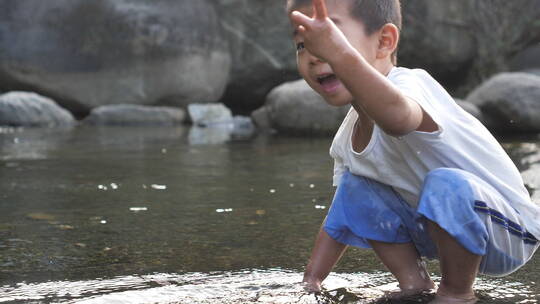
[376,23,399,60]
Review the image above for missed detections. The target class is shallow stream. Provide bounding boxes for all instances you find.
[1,126,539,303]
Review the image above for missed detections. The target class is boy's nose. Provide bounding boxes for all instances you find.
[308,53,325,65]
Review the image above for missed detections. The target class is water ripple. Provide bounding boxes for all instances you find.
[0,270,537,304]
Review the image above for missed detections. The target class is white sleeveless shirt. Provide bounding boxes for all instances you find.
[329,66,540,238]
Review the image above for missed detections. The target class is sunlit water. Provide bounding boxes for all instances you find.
[1,126,539,303]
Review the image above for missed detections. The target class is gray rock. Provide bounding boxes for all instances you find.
[400,0,540,89]
[215,0,298,112]
[454,99,483,122]
[0,91,75,127]
[1,0,537,115]
[521,69,540,77]
[187,103,233,127]
[264,79,350,135]
[83,104,185,126]
[510,44,540,72]
[466,73,540,132]
[400,1,476,78]
[215,0,540,111]
[0,0,231,115]
[251,106,273,130]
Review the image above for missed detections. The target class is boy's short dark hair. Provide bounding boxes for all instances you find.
[287,0,402,63]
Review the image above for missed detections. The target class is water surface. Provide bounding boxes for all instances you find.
[1,126,539,303]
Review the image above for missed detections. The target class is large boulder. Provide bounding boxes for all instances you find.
[83,104,186,126]
[0,91,75,127]
[454,98,484,122]
[400,0,476,80]
[510,44,540,72]
[466,73,540,132]
[0,0,231,116]
[214,0,298,113]
[259,79,349,136]
[215,0,540,112]
[400,0,540,91]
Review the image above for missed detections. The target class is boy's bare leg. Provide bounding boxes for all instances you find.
[427,221,480,304]
[368,240,435,297]
[303,227,348,292]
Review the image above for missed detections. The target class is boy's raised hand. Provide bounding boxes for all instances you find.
[290,0,352,63]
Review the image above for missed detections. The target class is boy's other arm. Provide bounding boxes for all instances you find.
[290,0,435,137]
[303,227,348,292]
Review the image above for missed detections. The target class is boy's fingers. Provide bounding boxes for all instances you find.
[290,11,312,28]
[313,0,328,19]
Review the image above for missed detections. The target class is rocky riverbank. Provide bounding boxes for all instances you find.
[0,0,539,136]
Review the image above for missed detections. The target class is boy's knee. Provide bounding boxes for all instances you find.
[425,168,465,183]
[423,168,472,195]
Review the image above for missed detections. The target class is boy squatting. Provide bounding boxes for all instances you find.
[286,0,540,303]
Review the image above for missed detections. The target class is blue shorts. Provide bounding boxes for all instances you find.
[324,168,539,276]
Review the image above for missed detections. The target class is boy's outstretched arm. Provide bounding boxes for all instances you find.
[303,227,348,292]
[290,0,431,136]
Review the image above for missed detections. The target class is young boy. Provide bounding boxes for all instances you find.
[287,0,540,303]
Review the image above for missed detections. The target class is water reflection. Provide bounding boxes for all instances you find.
[0,126,74,160]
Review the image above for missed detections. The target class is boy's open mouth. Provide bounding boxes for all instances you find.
[317,74,341,93]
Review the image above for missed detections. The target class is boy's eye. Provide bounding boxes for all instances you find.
[296,42,305,52]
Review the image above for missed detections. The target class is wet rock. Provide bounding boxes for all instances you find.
[454,98,483,122]
[188,103,233,126]
[466,73,540,132]
[0,0,230,115]
[83,104,185,126]
[0,92,75,127]
[264,79,350,136]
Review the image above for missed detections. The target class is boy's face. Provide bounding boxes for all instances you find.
[289,1,380,106]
